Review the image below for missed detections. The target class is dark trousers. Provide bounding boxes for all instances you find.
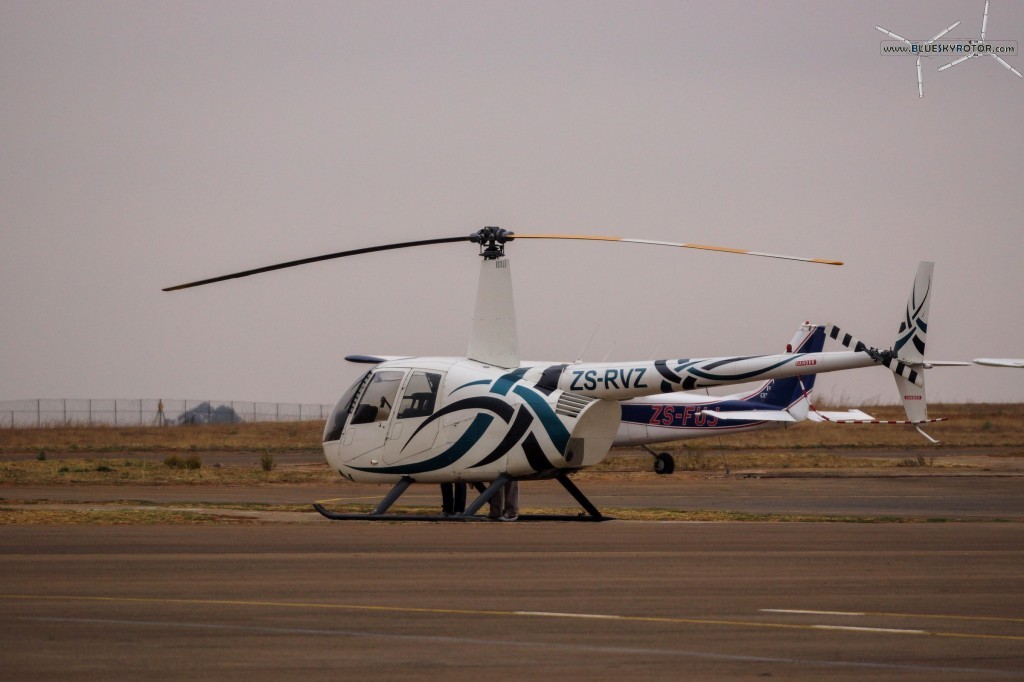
[440,482,467,514]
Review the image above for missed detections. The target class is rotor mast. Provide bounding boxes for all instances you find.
[467,228,520,368]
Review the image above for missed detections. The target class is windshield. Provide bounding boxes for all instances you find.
[322,370,371,443]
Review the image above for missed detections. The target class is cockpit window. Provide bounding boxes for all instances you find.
[397,372,441,419]
[350,370,405,425]
[323,370,371,443]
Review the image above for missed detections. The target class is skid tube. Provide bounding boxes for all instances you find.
[313,473,610,522]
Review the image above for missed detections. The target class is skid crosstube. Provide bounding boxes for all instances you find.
[312,473,609,522]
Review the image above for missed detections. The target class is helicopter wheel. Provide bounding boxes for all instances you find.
[653,452,675,475]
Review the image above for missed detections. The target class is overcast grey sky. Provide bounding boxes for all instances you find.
[2,0,1022,407]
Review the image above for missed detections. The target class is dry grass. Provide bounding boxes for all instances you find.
[0,421,325,454]
[1,405,1021,489]
[1,504,975,525]
[591,451,937,474]
[0,458,335,486]
[654,403,1024,450]
[2,405,1022,456]
[0,508,245,525]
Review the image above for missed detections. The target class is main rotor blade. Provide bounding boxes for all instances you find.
[511,234,843,265]
[163,236,470,291]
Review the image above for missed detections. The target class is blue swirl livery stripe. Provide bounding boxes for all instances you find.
[685,356,799,383]
[450,379,492,395]
[895,278,930,356]
[351,413,494,475]
[655,359,684,392]
[521,432,555,472]
[469,408,534,468]
[700,355,760,371]
[402,395,514,447]
[490,368,529,396]
[512,385,569,453]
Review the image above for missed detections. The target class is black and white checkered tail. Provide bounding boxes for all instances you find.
[824,322,935,441]
[825,324,923,388]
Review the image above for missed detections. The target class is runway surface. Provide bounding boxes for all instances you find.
[3,523,1023,680]
[4,473,1024,520]
[3,450,1024,679]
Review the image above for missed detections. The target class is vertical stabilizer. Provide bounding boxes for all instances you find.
[894,262,933,364]
[757,323,826,410]
[893,262,934,427]
[467,257,520,368]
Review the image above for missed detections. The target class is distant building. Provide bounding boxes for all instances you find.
[177,402,241,425]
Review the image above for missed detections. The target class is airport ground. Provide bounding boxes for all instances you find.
[2,420,1024,680]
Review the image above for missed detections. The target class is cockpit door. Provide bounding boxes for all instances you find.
[339,369,406,464]
[382,370,444,464]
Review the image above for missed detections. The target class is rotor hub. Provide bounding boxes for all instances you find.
[470,226,515,259]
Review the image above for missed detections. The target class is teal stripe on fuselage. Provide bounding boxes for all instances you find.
[512,385,569,453]
[350,413,495,475]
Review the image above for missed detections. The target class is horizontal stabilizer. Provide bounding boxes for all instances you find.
[811,413,947,426]
[806,409,875,422]
[699,409,799,423]
[810,411,947,445]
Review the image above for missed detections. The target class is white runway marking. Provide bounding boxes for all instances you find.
[515,611,623,620]
[19,616,1016,677]
[813,625,929,635]
[762,609,865,617]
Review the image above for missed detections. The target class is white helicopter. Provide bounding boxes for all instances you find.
[352,322,880,476]
[345,264,954,476]
[165,227,944,521]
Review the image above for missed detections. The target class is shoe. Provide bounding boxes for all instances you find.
[499,514,518,522]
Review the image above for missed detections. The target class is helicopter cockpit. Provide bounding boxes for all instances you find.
[323,368,444,444]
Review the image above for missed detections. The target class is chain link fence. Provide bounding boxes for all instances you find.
[0,399,333,428]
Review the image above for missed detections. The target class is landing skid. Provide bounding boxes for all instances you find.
[313,473,609,522]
